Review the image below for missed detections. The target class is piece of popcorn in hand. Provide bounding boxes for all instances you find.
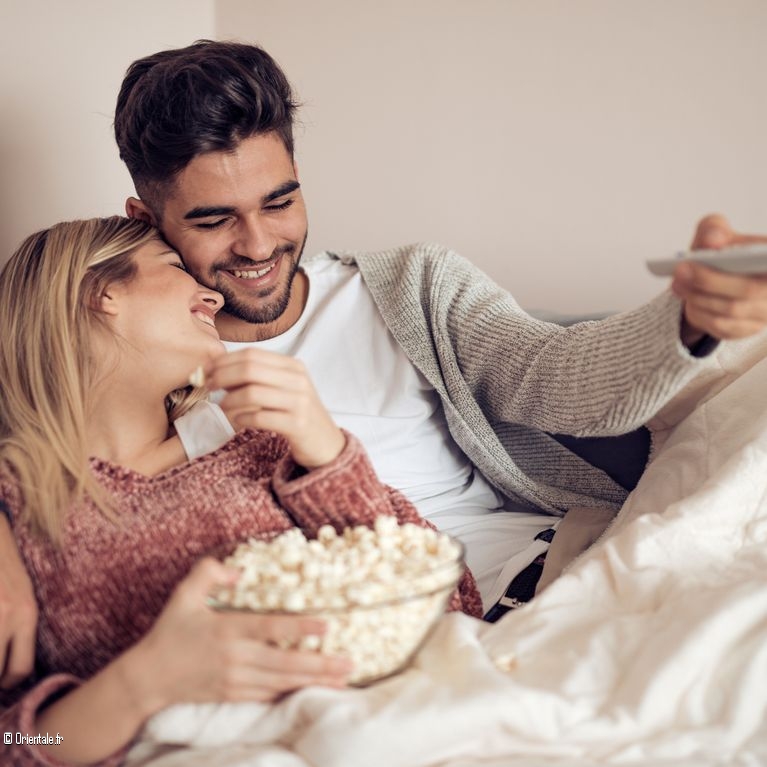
[188,366,205,388]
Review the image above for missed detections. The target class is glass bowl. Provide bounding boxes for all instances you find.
[207,523,465,686]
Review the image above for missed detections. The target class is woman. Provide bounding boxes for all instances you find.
[0,217,481,766]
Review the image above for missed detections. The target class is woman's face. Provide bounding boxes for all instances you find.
[105,239,225,386]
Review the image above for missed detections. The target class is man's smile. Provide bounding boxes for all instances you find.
[230,261,278,279]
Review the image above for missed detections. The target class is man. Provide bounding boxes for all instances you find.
[2,39,767,688]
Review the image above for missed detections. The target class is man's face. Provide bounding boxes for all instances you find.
[152,132,308,341]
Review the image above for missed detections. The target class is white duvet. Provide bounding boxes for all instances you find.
[127,338,767,767]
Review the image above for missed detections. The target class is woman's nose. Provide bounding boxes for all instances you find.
[201,288,224,313]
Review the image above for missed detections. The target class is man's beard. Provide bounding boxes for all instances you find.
[214,235,306,325]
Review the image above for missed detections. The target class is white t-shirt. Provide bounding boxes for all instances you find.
[179,256,559,609]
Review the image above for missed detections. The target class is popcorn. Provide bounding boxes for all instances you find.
[188,366,205,388]
[211,516,464,684]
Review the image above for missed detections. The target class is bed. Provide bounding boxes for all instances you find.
[124,332,767,767]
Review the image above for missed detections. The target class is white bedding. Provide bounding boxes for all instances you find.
[126,338,767,767]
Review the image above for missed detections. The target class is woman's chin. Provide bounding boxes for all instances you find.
[197,339,226,362]
[208,340,227,358]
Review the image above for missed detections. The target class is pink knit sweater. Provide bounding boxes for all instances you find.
[0,430,482,766]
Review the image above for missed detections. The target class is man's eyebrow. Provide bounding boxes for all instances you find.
[264,180,301,204]
[182,181,300,220]
[183,206,236,221]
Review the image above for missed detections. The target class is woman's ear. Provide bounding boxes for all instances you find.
[92,287,120,316]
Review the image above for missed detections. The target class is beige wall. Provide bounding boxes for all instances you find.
[2,2,766,314]
[217,0,767,314]
[0,0,215,261]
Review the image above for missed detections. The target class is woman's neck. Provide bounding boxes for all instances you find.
[86,381,188,476]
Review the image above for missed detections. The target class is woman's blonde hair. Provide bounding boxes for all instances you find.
[0,216,204,542]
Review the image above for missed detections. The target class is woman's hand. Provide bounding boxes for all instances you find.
[128,557,352,714]
[204,348,346,469]
[33,557,352,765]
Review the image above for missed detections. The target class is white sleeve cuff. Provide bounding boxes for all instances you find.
[174,400,236,460]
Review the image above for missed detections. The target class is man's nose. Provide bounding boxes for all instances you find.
[233,215,276,262]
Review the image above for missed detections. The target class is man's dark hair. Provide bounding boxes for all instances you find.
[114,39,299,211]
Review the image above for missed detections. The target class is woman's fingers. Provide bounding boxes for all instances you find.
[223,610,327,645]
[205,623,353,701]
[218,383,308,417]
[204,348,307,391]
[228,637,352,677]
[204,348,345,469]
[140,560,353,708]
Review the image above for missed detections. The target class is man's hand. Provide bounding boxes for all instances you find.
[672,213,767,345]
[0,516,37,688]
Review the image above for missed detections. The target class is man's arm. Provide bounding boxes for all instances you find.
[0,513,37,689]
[351,214,767,442]
[453,218,767,437]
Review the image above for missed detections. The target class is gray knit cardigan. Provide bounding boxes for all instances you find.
[321,243,712,515]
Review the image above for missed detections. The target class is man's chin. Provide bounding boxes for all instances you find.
[212,241,304,328]
[218,296,291,326]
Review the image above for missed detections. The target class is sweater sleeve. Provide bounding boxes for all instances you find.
[0,675,128,767]
[271,431,483,617]
[0,475,131,767]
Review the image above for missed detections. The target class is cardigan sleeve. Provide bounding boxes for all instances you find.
[271,431,483,618]
[0,675,129,767]
[353,243,718,439]
[432,247,718,437]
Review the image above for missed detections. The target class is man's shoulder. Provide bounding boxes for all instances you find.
[315,242,469,272]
